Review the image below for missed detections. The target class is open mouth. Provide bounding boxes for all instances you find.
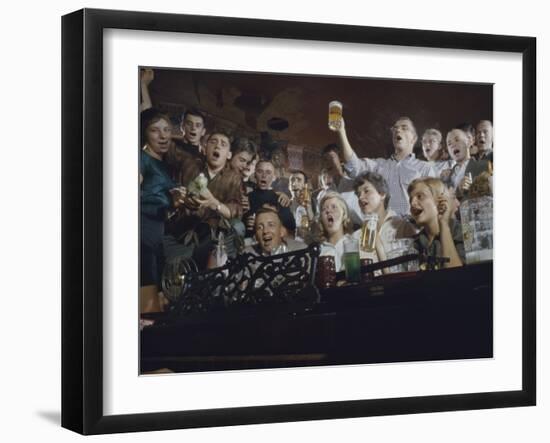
[262,235,273,248]
[212,151,221,159]
[154,141,168,152]
[411,207,423,218]
[259,179,268,187]
[395,135,403,142]
[189,131,197,138]
[453,149,461,157]
[326,214,335,225]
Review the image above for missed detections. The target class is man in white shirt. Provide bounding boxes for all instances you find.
[335,117,436,216]
[244,208,306,256]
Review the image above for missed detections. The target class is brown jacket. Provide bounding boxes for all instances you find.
[164,140,203,187]
[166,164,243,238]
[203,166,243,220]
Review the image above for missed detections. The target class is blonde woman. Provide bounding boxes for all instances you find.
[408,177,464,268]
[316,192,354,271]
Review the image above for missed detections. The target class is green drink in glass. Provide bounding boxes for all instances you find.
[343,237,361,283]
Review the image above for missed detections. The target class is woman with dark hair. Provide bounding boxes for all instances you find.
[139,108,183,313]
[352,171,417,271]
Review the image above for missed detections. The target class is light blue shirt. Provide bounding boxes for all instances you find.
[345,152,436,216]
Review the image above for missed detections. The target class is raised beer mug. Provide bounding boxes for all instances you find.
[328,100,343,131]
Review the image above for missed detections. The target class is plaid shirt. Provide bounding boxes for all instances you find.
[345,152,436,216]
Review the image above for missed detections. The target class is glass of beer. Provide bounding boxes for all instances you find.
[343,237,361,283]
[360,214,379,252]
[328,100,343,131]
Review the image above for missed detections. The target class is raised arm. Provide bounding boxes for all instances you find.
[139,68,154,112]
[332,118,377,178]
[437,196,463,268]
[334,118,355,163]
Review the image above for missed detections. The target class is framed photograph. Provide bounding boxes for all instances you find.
[62,8,536,435]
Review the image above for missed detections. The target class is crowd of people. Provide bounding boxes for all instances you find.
[139,71,494,313]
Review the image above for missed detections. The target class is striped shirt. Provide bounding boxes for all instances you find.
[345,152,436,216]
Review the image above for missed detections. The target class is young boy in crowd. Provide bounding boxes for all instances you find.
[230,137,257,180]
[164,130,243,268]
[288,170,315,238]
[230,137,259,215]
[244,160,295,238]
[164,108,208,187]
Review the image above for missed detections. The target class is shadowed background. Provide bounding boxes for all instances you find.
[145,67,492,179]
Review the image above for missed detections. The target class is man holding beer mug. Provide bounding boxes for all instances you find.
[330,108,435,216]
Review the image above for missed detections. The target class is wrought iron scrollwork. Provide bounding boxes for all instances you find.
[170,243,320,315]
[161,255,198,303]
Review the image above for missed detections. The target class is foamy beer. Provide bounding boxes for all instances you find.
[360,214,378,252]
[328,100,343,131]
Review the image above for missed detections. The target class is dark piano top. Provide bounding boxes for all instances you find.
[141,261,493,374]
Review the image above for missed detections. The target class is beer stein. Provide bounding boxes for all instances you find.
[328,100,343,131]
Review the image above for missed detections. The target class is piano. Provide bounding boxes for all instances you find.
[141,250,492,374]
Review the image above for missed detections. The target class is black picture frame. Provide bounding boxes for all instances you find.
[62,8,536,435]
